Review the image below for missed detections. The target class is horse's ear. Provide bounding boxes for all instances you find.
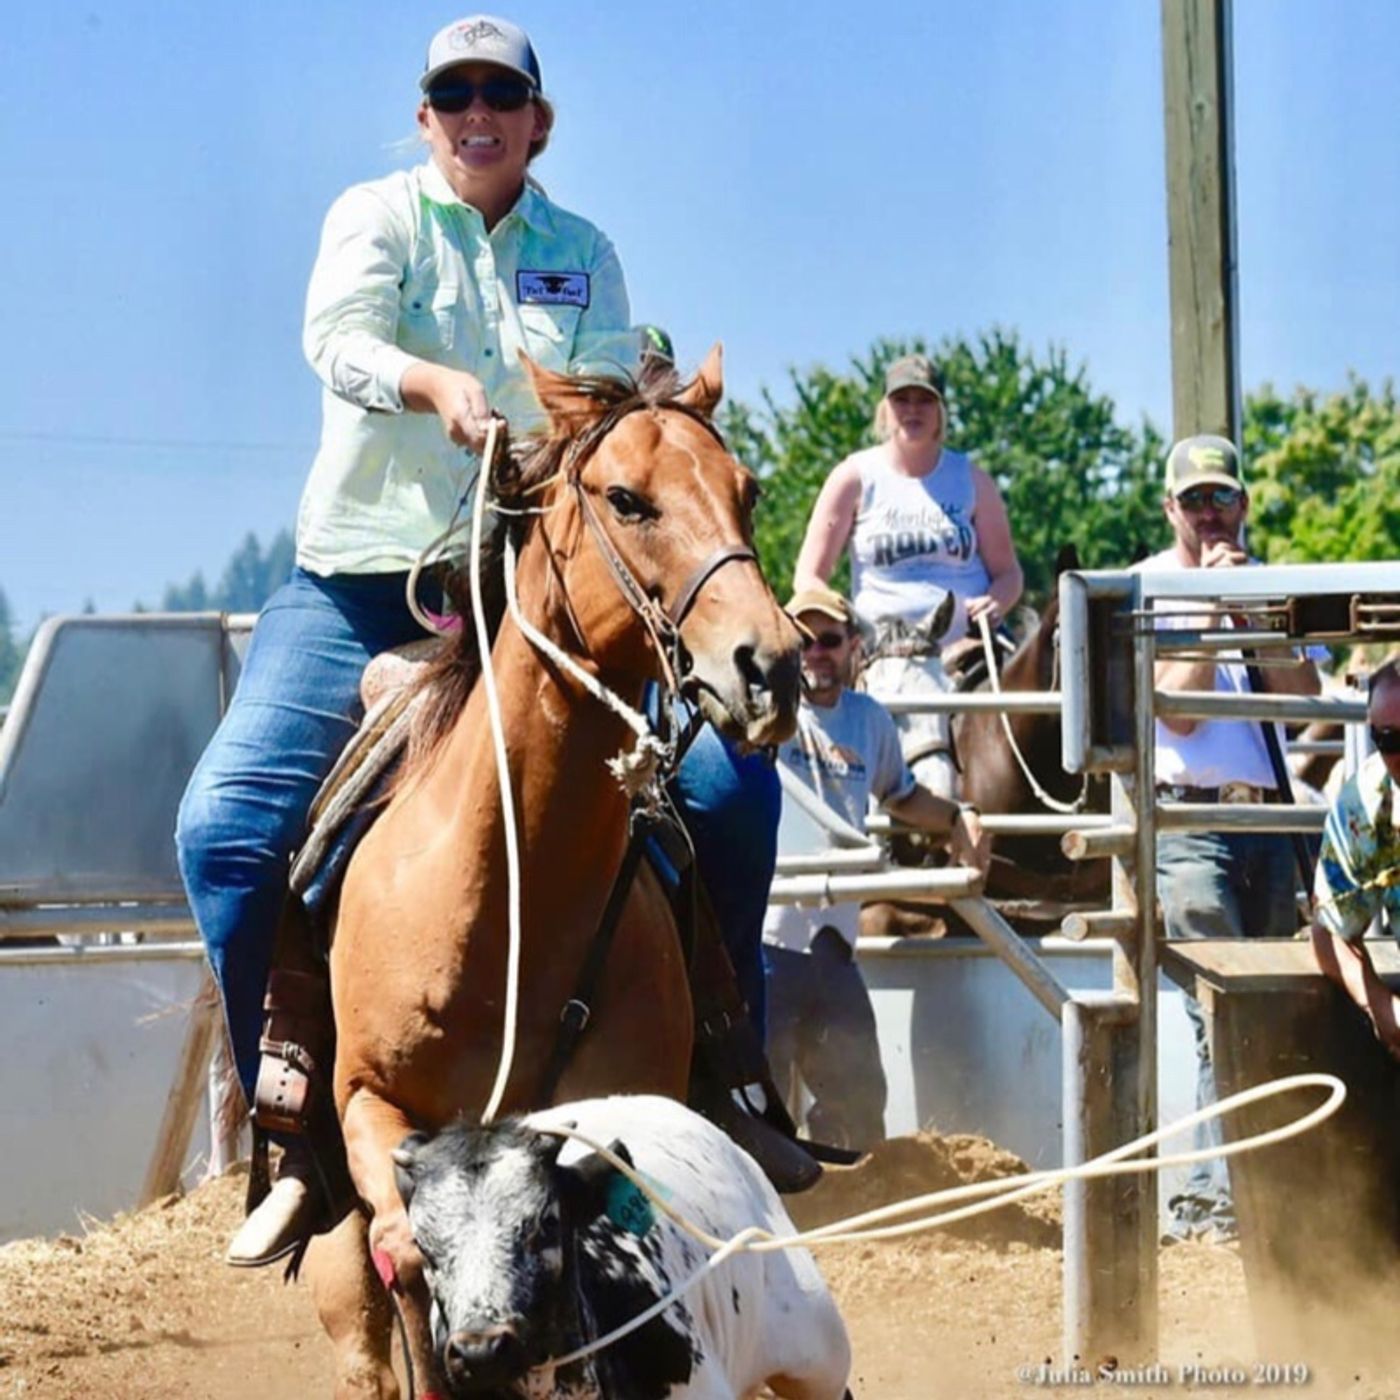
[676,343,724,418]
[1054,543,1081,578]
[519,352,609,435]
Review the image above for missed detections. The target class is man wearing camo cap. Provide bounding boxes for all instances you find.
[1136,433,1323,1243]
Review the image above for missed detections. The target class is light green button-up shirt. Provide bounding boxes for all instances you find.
[296,160,634,575]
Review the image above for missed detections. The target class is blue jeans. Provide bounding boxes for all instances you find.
[766,932,887,1149]
[179,568,781,1099]
[176,568,437,1098]
[1158,827,1301,1236]
[669,723,781,1041]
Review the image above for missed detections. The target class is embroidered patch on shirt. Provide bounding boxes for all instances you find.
[517,270,590,307]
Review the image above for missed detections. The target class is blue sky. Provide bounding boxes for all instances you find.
[2,1,1397,633]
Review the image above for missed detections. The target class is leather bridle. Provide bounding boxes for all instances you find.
[550,397,759,694]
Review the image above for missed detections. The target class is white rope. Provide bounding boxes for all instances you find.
[501,532,670,798]
[476,423,673,1119]
[533,1071,1343,1370]
[977,611,1087,815]
[472,420,523,1127]
[546,1227,766,1371]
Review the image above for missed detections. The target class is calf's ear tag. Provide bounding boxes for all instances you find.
[605,1173,655,1237]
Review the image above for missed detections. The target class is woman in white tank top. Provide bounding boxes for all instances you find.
[792,353,1024,644]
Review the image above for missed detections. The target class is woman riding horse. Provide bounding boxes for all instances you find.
[792,352,1024,649]
[175,13,790,1272]
[319,356,801,1393]
[791,353,1026,799]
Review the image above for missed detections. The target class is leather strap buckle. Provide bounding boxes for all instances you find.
[560,998,591,1031]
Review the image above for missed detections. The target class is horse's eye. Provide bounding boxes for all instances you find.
[605,485,654,522]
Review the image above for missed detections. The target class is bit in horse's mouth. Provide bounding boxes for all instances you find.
[684,676,764,745]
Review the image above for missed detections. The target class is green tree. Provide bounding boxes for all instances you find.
[216,529,295,612]
[1242,376,1400,564]
[156,527,295,613]
[217,534,267,613]
[723,329,1170,605]
[161,571,210,612]
[0,589,25,707]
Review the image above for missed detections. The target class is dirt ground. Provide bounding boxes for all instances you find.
[1,1129,1395,1400]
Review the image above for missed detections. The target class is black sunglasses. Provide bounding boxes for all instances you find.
[802,630,848,651]
[427,75,534,114]
[1177,485,1243,512]
[1371,726,1400,755]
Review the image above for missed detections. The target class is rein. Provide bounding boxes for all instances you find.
[468,398,755,1124]
[561,397,757,695]
[976,612,1088,816]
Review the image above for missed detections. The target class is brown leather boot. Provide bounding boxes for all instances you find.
[253,967,333,1135]
[229,965,337,1268]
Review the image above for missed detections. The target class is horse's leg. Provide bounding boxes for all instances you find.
[339,1088,442,1391]
[305,1211,399,1400]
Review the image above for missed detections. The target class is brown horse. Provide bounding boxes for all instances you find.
[860,549,1106,938]
[954,587,1106,908]
[305,349,802,1396]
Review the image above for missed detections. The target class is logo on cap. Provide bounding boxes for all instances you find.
[450,19,506,51]
[1188,444,1229,471]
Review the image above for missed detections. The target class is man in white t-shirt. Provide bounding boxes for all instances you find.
[763,585,986,1149]
[1139,434,1322,1243]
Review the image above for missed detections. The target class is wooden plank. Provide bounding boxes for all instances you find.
[1063,996,1157,1364]
[1207,980,1400,1356]
[139,971,221,1205]
[1161,0,1240,442]
[1163,937,1400,993]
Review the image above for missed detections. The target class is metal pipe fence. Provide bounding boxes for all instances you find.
[1053,556,1400,1364]
[0,940,203,967]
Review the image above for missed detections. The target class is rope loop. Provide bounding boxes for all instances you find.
[526,1072,1343,1371]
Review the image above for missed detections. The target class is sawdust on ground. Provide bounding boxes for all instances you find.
[1,1130,1396,1399]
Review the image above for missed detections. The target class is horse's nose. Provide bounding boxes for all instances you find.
[733,640,801,723]
[444,1324,526,1385]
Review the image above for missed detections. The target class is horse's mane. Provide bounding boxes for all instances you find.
[403,357,692,773]
[1000,593,1059,692]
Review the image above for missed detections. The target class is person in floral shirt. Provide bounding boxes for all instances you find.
[1311,658,1400,1054]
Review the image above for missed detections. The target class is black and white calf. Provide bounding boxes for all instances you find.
[392,1094,852,1399]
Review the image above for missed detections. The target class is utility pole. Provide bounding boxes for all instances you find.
[1162,0,1241,443]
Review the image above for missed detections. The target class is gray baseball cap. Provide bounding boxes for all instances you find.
[421,15,543,92]
[1164,434,1244,496]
